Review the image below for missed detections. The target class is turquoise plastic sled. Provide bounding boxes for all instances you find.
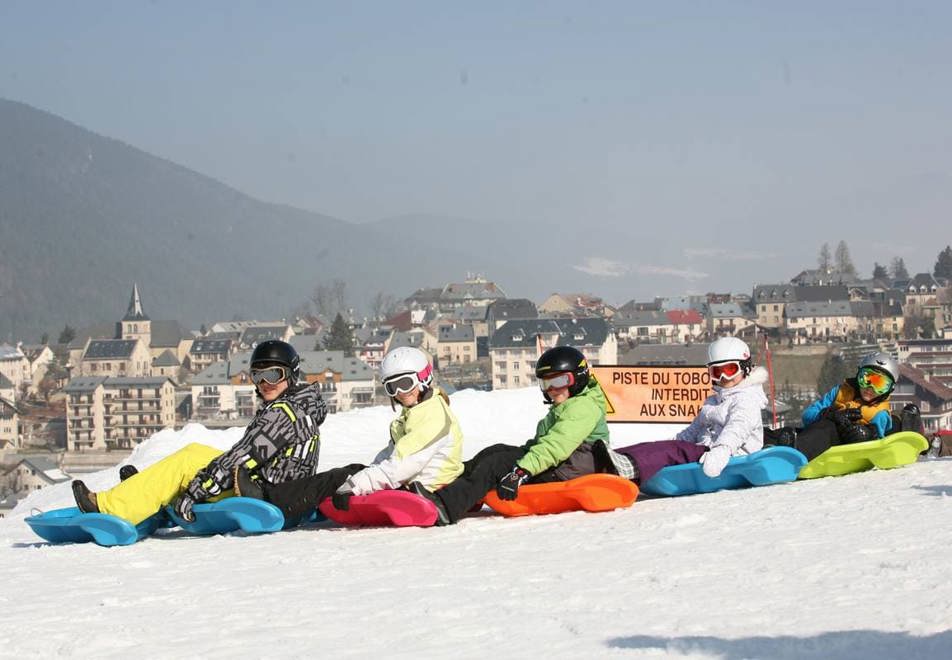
[26,498,286,546]
[25,507,165,547]
[167,497,285,535]
[641,446,808,497]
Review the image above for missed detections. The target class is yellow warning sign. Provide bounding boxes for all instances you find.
[592,365,712,423]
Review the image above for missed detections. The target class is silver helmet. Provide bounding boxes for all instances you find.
[857,352,900,382]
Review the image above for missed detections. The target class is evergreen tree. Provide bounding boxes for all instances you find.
[834,240,856,276]
[57,324,76,345]
[934,245,952,281]
[872,262,888,279]
[890,257,909,280]
[323,313,354,356]
[817,243,833,273]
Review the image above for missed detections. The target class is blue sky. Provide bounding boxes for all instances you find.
[2,1,950,298]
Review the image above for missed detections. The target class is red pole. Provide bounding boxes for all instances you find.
[764,333,778,427]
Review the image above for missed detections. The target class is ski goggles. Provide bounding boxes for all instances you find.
[538,372,574,391]
[250,366,289,386]
[383,364,433,397]
[857,368,893,395]
[708,361,741,382]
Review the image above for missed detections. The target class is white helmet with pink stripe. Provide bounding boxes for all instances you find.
[380,346,433,397]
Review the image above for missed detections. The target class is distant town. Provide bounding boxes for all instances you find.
[2,246,952,514]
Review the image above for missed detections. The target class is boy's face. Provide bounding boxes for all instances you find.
[859,386,878,403]
[257,378,289,402]
[548,386,571,405]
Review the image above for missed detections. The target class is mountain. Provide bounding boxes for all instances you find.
[0,98,686,342]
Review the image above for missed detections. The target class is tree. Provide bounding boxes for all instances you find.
[934,245,952,281]
[369,291,396,321]
[817,243,833,273]
[890,257,909,280]
[817,351,850,394]
[311,279,347,320]
[40,333,49,345]
[903,313,936,340]
[57,324,76,345]
[834,240,856,276]
[323,313,354,355]
[872,262,888,279]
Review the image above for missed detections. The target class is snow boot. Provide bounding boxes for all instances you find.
[408,481,450,526]
[901,404,923,435]
[71,480,99,514]
[119,465,138,481]
[764,426,798,448]
[233,466,264,501]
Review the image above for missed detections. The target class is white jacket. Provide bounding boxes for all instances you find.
[675,366,768,455]
[338,388,464,496]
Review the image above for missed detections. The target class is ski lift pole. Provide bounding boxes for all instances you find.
[764,332,777,427]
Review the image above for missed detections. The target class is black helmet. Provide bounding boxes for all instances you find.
[251,340,301,381]
[536,345,590,399]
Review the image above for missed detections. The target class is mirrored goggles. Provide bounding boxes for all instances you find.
[708,361,741,382]
[857,368,893,395]
[538,372,574,391]
[250,366,289,385]
[383,373,422,397]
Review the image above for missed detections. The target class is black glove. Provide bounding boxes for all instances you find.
[496,467,530,501]
[173,471,220,522]
[842,423,876,444]
[331,490,352,511]
[172,492,197,522]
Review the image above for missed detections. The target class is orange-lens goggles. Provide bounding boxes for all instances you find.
[857,368,892,394]
[539,372,574,391]
[708,361,741,381]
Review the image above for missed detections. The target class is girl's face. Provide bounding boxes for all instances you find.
[717,371,745,389]
[394,386,422,408]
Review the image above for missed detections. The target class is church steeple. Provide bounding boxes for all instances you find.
[123,283,150,322]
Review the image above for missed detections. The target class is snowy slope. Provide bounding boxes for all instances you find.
[2,387,951,659]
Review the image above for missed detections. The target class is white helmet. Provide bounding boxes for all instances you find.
[380,347,433,394]
[707,336,752,380]
[707,336,751,365]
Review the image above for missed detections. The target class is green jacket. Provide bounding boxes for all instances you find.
[516,377,609,476]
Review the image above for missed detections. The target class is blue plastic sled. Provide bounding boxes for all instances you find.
[25,507,166,547]
[166,497,285,536]
[640,446,808,497]
[26,498,286,546]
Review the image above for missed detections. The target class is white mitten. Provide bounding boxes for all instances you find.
[700,445,731,478]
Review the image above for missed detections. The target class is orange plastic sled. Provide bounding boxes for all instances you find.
[483,473,639,517]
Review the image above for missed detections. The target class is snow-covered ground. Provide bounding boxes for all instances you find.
[2,387,951,659]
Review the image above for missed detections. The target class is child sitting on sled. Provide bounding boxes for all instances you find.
[70,340,327,525]
[413,345,631,525]
[235,346,465,526]
[763,352,909,461]
[611,337,768,485]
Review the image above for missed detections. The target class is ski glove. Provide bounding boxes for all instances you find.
[842,423,876,444]
[174,471,222,522]
[700,445,731,478]
[172,492,197,522]
[331,490,352,511]
[496,467,530,501]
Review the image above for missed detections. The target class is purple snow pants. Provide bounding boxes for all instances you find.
[613,440,708,485]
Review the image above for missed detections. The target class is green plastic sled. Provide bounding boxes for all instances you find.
[798,431,928,479]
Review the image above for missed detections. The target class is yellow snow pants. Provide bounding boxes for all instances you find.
[96,443,234,525]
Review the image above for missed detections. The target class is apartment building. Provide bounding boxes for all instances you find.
[65,376,176,451]
[490,318,616,390]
